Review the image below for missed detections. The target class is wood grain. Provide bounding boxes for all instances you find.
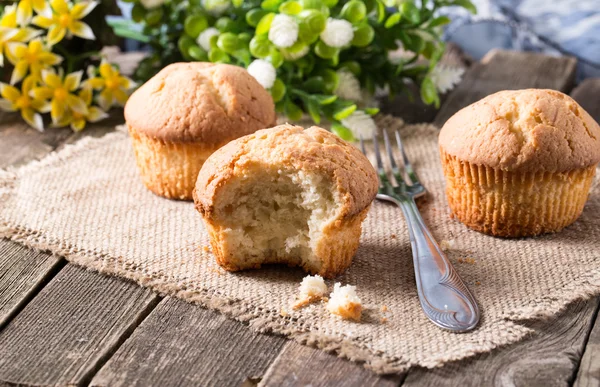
[402,299,598,387]
[0,264,159,386]
[259,341,403,387]
[434,49,578,127]
[575,307,600,387]
[0,241,63,330]
[91,297,286,387]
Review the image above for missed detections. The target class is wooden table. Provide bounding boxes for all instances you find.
[1,49,599,387]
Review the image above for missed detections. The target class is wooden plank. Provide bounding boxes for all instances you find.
[571,77,600,387]
[434,49,578,127]
[0,112,72,168]
[575,307,600,387]
[570,78,600,123]
[0,264,159,386]
[0,240,63,329]
[402,299,598,387]
[91,297,286,386]
[260,341,402,387]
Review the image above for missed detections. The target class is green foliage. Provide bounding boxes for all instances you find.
[111,0,475,131]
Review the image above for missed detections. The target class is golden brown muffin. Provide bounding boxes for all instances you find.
[193,124,379,278]
[125,62,276,200]
[439,89,600,237]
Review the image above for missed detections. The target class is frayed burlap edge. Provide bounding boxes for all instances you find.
[1,127,600,374]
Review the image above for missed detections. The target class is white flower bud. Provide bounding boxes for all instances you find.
[341,110,377,138]
[320,18,354,48]
[334,70,362,102]
[197,27,219,52]
[430,65,465,94]
[269,14,299,48]
[247,59,276,89]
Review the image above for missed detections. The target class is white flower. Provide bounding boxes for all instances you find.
[140,0,165,8]
[201,0,230,15]
[430,65,465,94]
[197,27,219,52]
[268,14,299,48]
[387,44,412,65]
[247,59,276,89]
[334,70,362,102]
[282,45,309,61]
[341,110,377,138]
[320,18,354,48]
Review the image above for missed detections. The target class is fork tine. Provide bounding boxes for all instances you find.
[359,134,367,156]
[395,130,419,185]
[372,133,391,186]
[383,129,405,186]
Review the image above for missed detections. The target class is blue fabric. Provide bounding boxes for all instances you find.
[440,0,600,81]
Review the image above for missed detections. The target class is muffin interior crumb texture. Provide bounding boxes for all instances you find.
[327,283,362,321]
[213,166,339,274]
[294,274,328,309]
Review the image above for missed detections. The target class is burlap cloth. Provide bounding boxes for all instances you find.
[1,115,599,373]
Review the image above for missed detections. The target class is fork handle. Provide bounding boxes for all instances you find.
[396,197,480,332]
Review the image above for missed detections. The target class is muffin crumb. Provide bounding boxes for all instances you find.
[390,234,397,239]
[293,275,328,309]
[202,245,210,253]
[381,317,388,324]
[475,281,481,286]
[381,305,388,312]
[327,283,362,321]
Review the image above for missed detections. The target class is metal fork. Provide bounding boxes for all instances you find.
[360,130,480,332]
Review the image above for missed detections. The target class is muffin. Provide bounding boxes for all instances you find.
[193,124,379,278]
[439,89,600,237]
[125,62,276,200]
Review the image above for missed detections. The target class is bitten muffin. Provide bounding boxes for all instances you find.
[439,89,600,237]
[193,124,379,278]
[125,62,276,200]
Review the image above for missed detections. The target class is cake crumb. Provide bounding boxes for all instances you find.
[440,239,456,251]
[202,245,210,253]
[327,283,362,322]
[293,275,328,309]
[381,305,388,312]
[381,317,388,324]
[280,309,289,317]
[475,281,481,286]
[391,234,397,239]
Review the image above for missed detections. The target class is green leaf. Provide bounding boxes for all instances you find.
[351,23,374,46]
[331,122,355,141]
[188,45,209,61]
[384,12,401,28]
[209,48,231,63]
[262,0,283,11]
[232,49,251,66]
[145,8,163,26]
[333,104,357,121]
[313,94,337,105]
[246,9,268,27]
[399,1,420,24]
[453,0,477,14]
[303,76,325,93]
[285,101,303,121]
[279,1,303,15]
[112,27,150,43]
[178,35,196,56]
[375,0,386,23]
[232,0,243,6]
[256,12,276,35]
[306,99,321,124]
[319,69,339,93]
[268,47,284,68]
[131,3,145,23]
[420,76,439,107]
[428,15,451,27]
[341,0,367,24]
[215,17,236,32]
[249,35,271,58]
[339,60,361,75]
[217,32,240,53]
[184,14,208,38]
[270,78,286,102]
[364,107,379,115]
[314,40,338,59]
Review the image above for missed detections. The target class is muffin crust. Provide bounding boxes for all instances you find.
[125,62,277,145]
[439,89,600,173]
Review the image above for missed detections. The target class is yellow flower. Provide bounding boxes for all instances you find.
[0,5,44,65]
[0,76,50,131]
[84,59,136,110]
[6,39,62,84]
[16,0,52,26]
[53,87,108,131]
[32,0,97,46]
[31,68,87,124]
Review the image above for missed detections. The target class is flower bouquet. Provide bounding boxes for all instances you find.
[112,0,474,140]
[0,0,135,131]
